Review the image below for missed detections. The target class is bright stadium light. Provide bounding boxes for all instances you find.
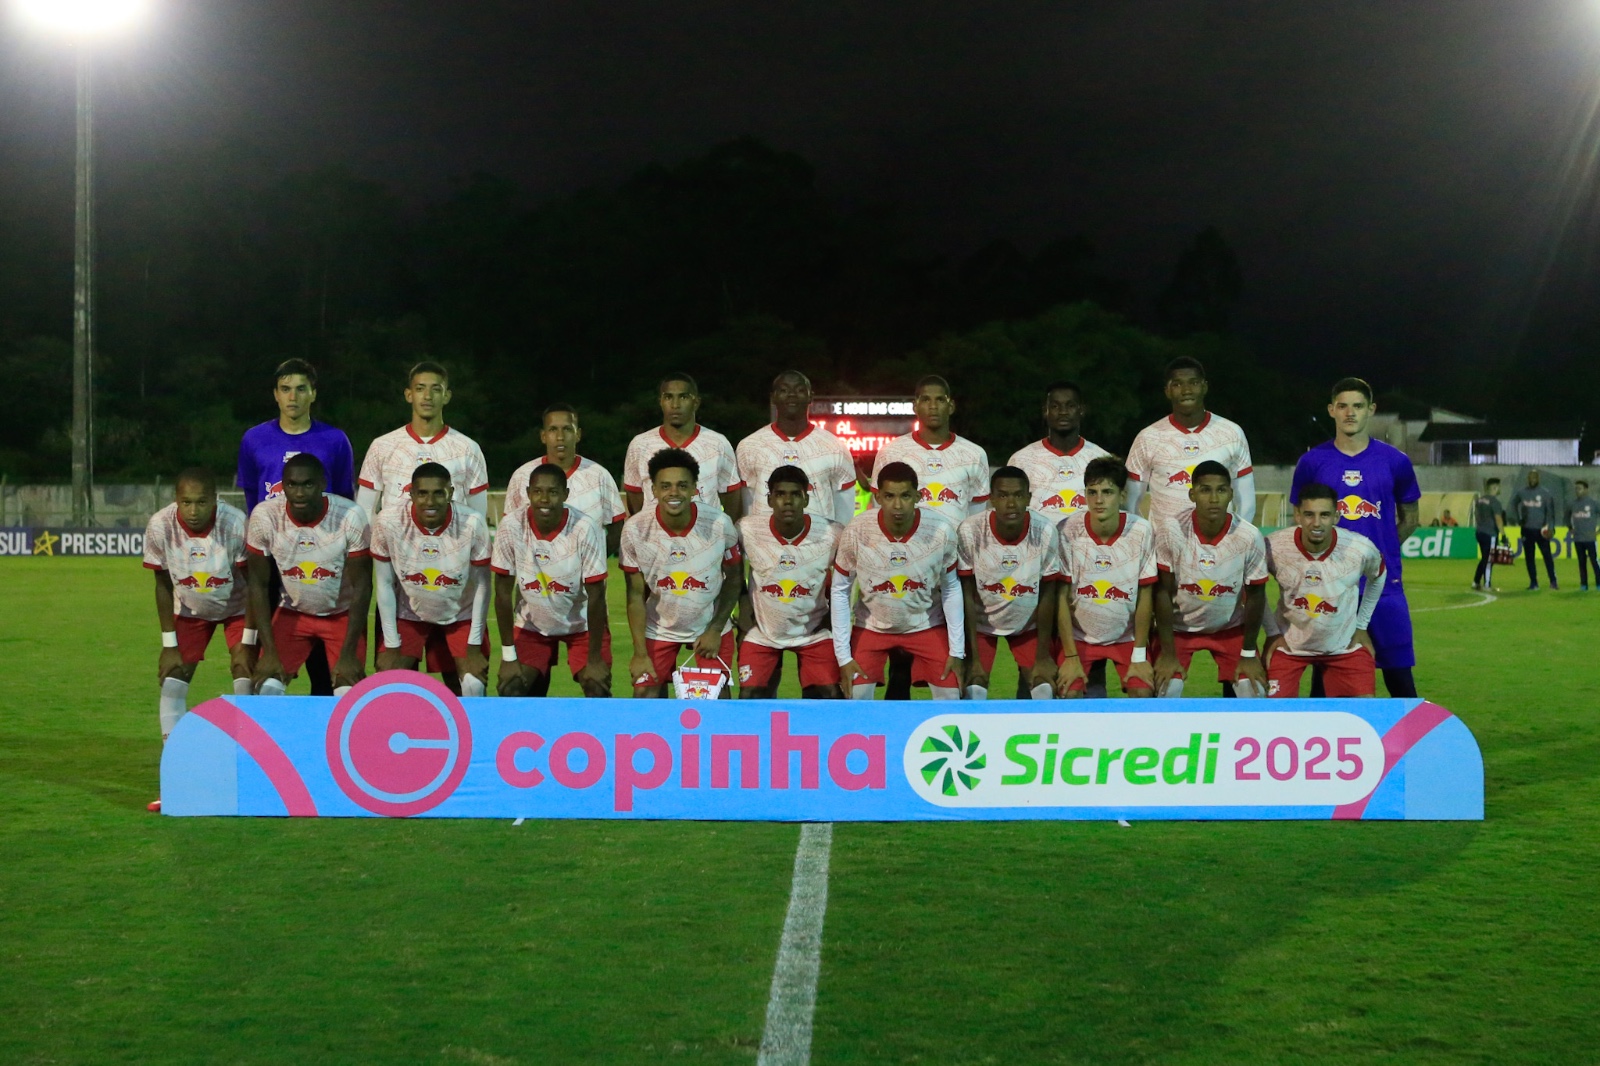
[12,0,148,36]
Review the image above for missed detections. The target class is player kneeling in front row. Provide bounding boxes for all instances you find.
[1262,483,1386,697]
[739,466,844,698]
[1056,456,1156,698]
[247,453,372,695]
[958,466,1070,700]
[1152,460,1270,698]
[371,462,491,696]
[621,448,743,697]
[493,463,613,697]
[833,461,964,700]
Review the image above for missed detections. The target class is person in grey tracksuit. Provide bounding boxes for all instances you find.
[1569,480,1598,591]
[1512,469,1559,590]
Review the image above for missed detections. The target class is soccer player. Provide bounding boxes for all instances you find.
[1263,484,1386,698]
[958,466,1067,700]
[1151,461,1270,699]
[1512,468,1560,590]
[247,453,372,695]
[736,370,857,525]
[493,463,613,697]
[1471,477,1507,591]
[832,461,964,700]
[1124,357,1255,527]
[1568,480,1597,591]
[1289,377,1421,697]
[370,463,491,697]
[1007,380,1109,519]
[503,403,626,556]
[1056,456,1157,698]
[357,361,489,520]
[871,375,990,526]
[144,469,254,746]
[622,372,743,519]
[620,448,743,697]
[739,466,843,699]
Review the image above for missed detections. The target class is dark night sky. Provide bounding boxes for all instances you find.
[7,0,1600,391]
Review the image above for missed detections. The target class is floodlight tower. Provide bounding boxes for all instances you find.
[11,0,150,525]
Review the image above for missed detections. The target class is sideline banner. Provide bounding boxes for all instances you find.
[162,672,1483,821]
[0,527,145,556]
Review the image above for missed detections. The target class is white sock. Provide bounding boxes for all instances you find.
[460,674,486,698]
[232,677,252,696]
[1233,678,1263,699]
[334,685,352,697]
[1030,683,1053,700]
[851,682,877,701]
[965,684,988,701]
[930,685,960,700]
[1161,679,1185,699]
[159,678,189,739]
[258,678,287,696]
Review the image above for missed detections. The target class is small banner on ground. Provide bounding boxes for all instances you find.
[0,528,146,556]
[162,672,1482,821]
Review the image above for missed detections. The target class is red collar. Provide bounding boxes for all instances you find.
[764,515,806,544]
[1191,511,1232,545]
[529,507,571,541]
[659,425,701,449]
[1040,436,1085,458]
[770,422,814,443]
[287,497,330,528]
[1085,511,1127,545]
[1167,412,1212,434]
[176,511,216,538]
[911,429,955,451]
[410,503,452,535]
[542,455,582,477]
[990,510,1030,545]
[655,502,698,537]
[406,424,449,445]
[1295,526,1337,560]
[877,509,921,542]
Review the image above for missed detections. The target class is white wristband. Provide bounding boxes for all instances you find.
[161,631,179,649]
[1130,646,1147,664]
[1239,648,1256,659]
[501,644,519,663]
[241,628,259,646]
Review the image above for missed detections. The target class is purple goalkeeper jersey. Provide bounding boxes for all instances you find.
[1290,439,1420,577]
[237,419,356,512]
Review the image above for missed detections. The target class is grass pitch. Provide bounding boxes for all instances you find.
[1,557,1596,1063]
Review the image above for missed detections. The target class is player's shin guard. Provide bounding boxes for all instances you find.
[258,678,287,696]
[159,678,188,739]
[1029,683,1054,700]
[460,674,486,698]
[1160,679,1185,699]
[965,685,988,701]
[929,685,960,700]
[232,677,252,696]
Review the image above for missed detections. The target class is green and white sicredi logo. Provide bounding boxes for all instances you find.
[919,724,986,796]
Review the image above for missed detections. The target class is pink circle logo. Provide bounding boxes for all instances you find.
[325,671,472,816]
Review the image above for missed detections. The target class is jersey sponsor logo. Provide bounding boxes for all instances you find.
[401,568,462,590]
[1290,593,1338,615]
[758,579,816,603]
[1039,491,1088,513]
[1337,495,1382,520]
[283,561,339,583]
[1176,579,1236,601]
[979,577,1038,601]
[867,575,928,598]
[920,483,960,505]
[1166,467,1195,486]
[522,575,573,596]
[265,480,284,500]
[656,572,712,594]
[1342,470,1363,487]
[1075,580,1133,604]
[174,572,231,592]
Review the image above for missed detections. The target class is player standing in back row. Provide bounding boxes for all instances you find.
[737,370,857,525]
[357,361,490,521]
[503,403,627,556]
[1007,380,1109,520]
[871,375,990,527]
[1289,378,1420,698]
[1125,357,1255,527]
[622,372,743,518]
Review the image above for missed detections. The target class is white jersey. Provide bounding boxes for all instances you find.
[835,510,958,635]
[740,514,841,650]
[737,423,857,523]
[503,455,626,528]
[619,504,741,643]
[1060,512,1157,646]
[1126,412,1254,526]
[492,506,609,636]
[143,501,249,621]
[622,425,742,512]
[1265,526,1386,657]
[370,505,491,625]
[358,425,490,516]
[1155,511,1268,634]
[872,431,990,525]
[247,495,371,617]
[1007,437,1111,518]
[957,510,1062,637]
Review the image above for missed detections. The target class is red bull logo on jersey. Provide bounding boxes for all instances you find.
[1166,467,1195,487]
[759,579,816,603]
[1176,579,1237,601]
[1337,495,1382,520]
[919,483,961,506]
[1075,580,1133,604]
[656,572,712,595]
[174,572,231,592]
[1289,593,1338,616]
[1342,470,1363,487]
[283,561,339,584]
[1039,491,1089,514]
[522,574,574,597]
[265,480,284,500]
[400,568,462,590]
[867,575,928,599]
[978,577,1038,601]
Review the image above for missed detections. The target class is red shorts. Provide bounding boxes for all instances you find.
[1057,639,1153,691]
[1268,646,1375,698]
[174,614,247,664]
[272,608,366,676]
[851,627,959,688]
[974,630,1039,674]
[1154,626,1244,682]
[637,630,738,688]
[738,637,840,689]
[393,618,475,663]
[514,627,613,676]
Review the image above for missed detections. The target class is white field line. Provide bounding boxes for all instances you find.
[1413,591,1497,613]
[757,822,833,1066]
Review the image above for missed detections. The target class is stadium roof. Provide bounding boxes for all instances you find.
[1417,422,1585,443]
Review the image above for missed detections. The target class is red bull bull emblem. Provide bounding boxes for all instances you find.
[175,572,231,592]
[399,568,461,590]
[1291,593,1338,615]
[1076,580,1132,604]
[979,577,1038,601]
[1177,579,1237,601]
[657,572,712,595]
[285,562,339,583]
[867,575,926,599]
[1337,495,1382,520]
[1166,467,1194,486]
[760,580,814,602]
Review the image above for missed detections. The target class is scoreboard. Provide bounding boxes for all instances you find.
[804,397,916,458]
